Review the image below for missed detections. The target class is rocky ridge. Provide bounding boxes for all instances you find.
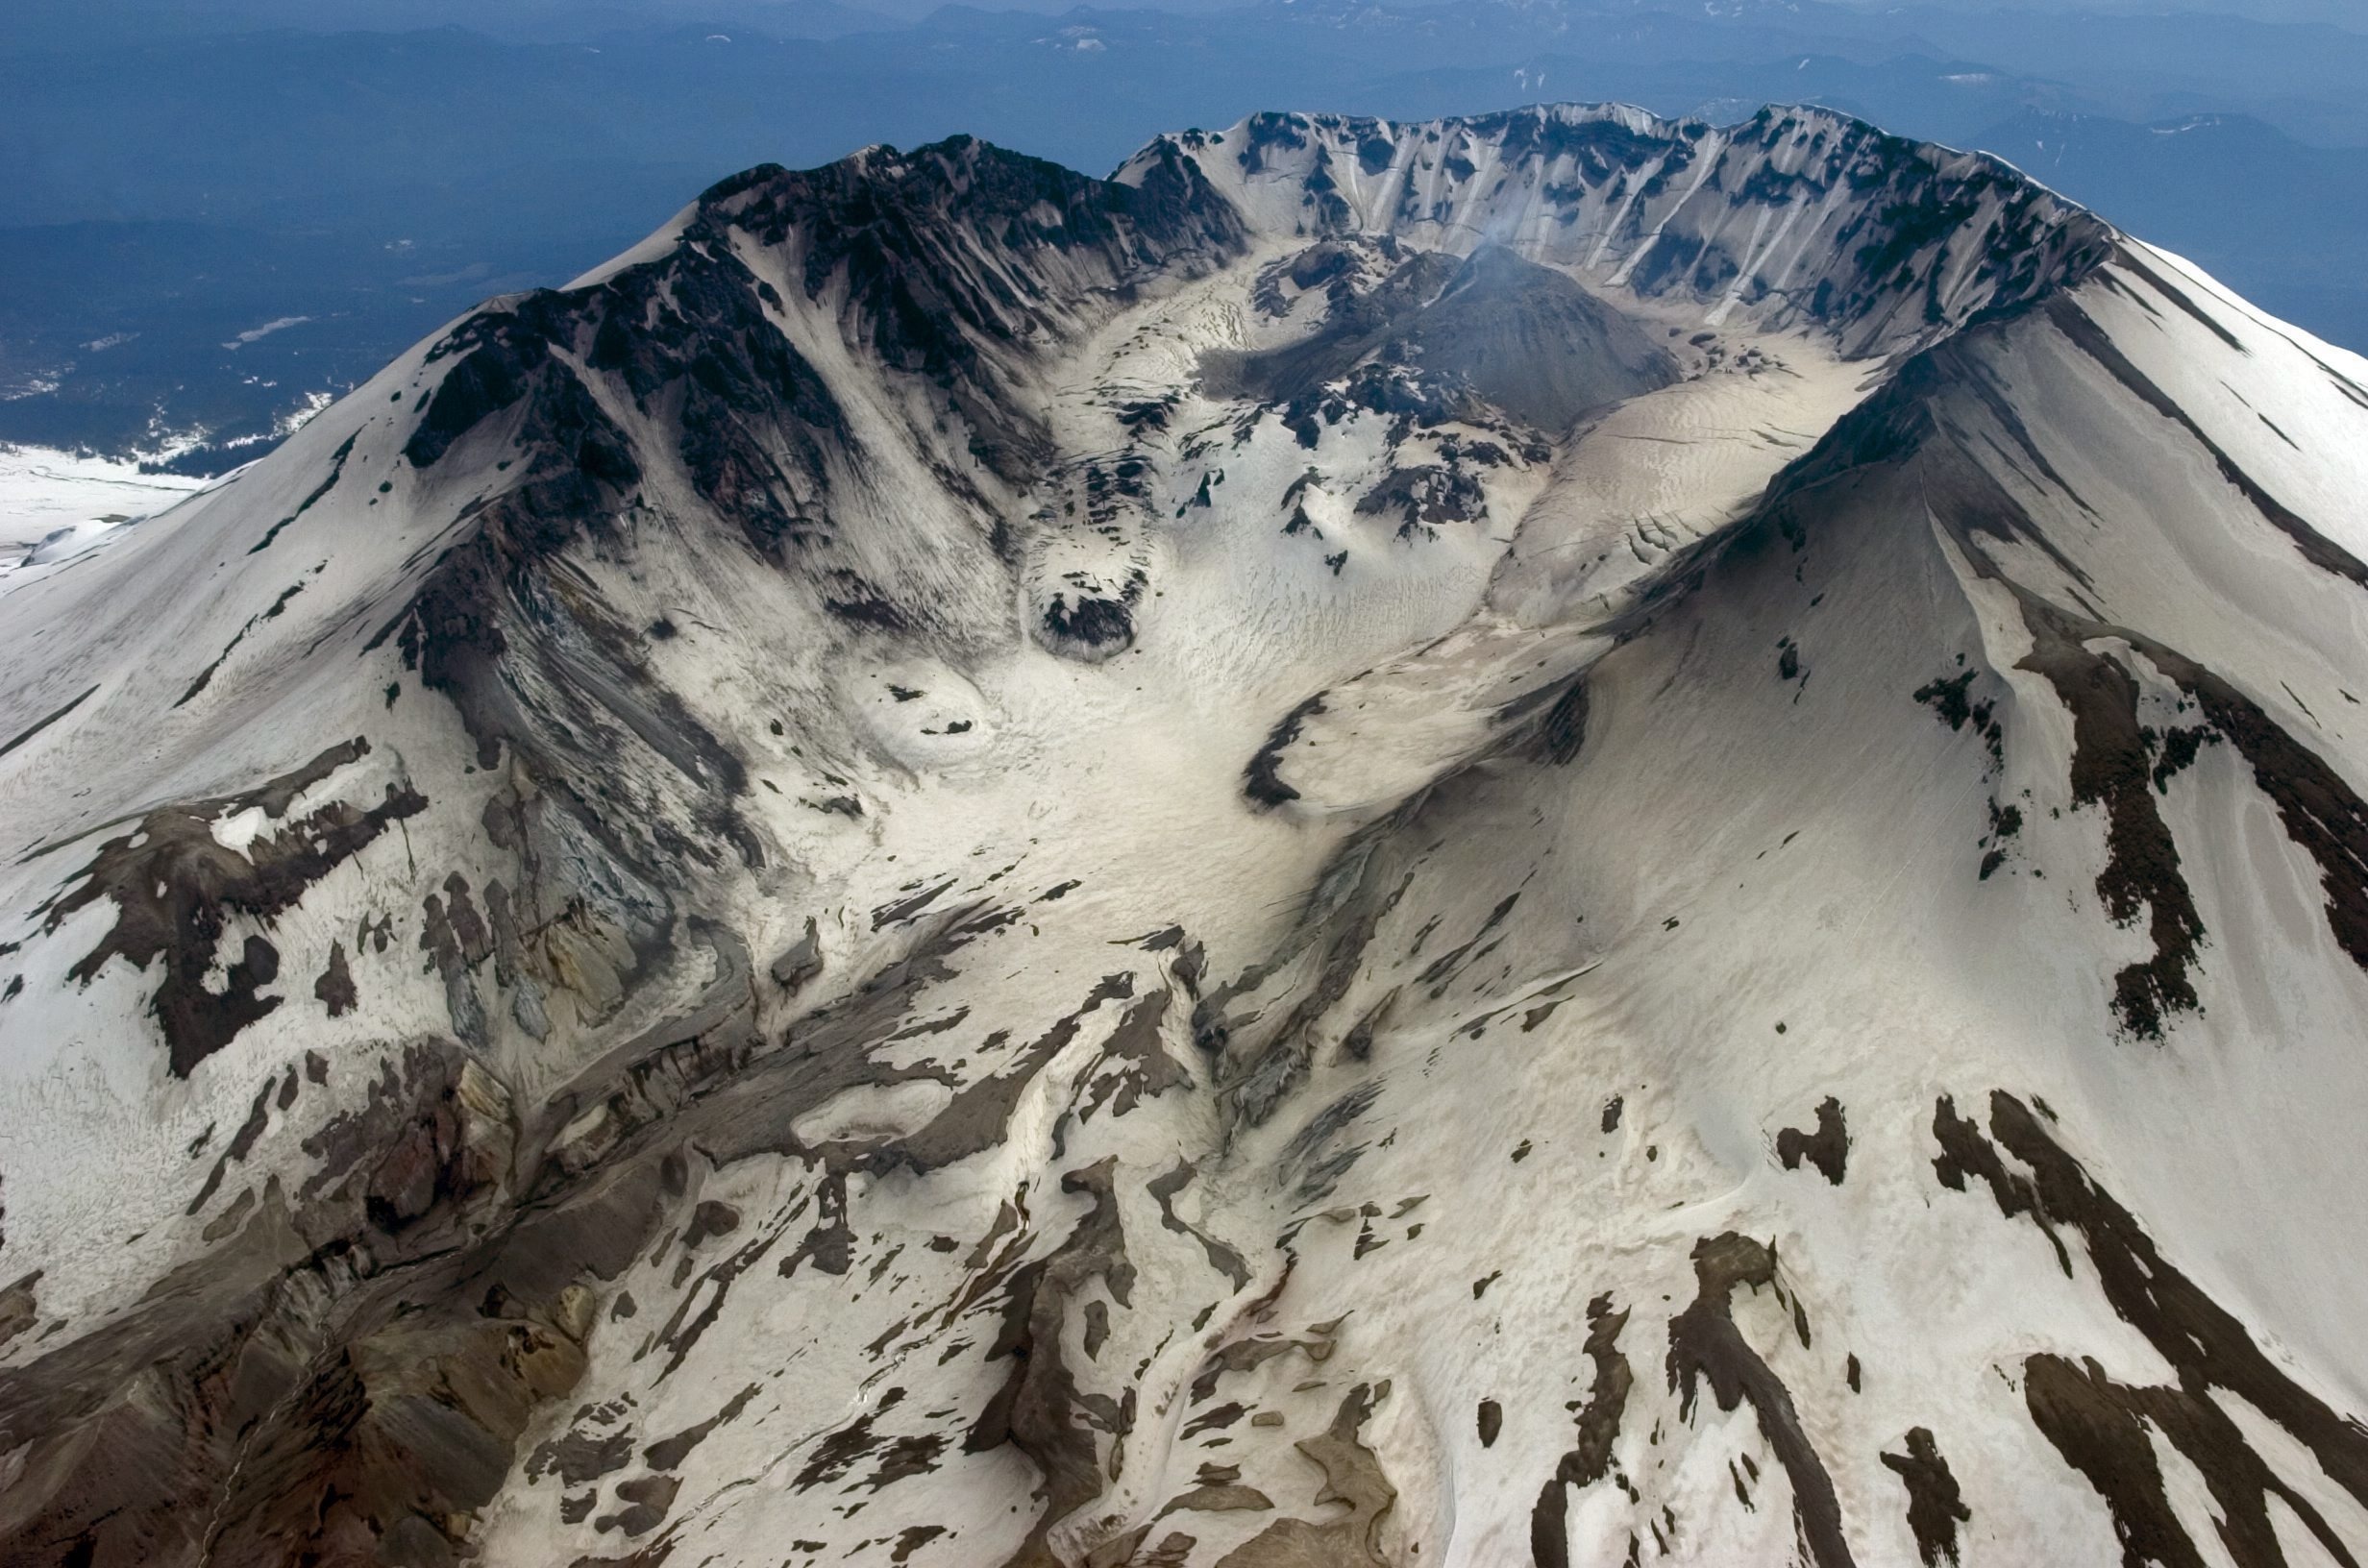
[0,103,2365,1567]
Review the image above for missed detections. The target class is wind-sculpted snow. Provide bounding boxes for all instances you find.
[2,103,2367,1568]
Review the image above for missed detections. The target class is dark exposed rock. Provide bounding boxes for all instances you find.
[964,1158,1136,1564]
[2015,602,2206,1038]
[0,1270,39,1349]
[1528,680,1591,768]
[1936,1090,2368,1563]
[1353,465,1488,533]
[2140,646,2368,977]
[871,880,964,936]
[1040,592,1136,660]
[1212,1383,1396,1567]
[891,1525,949,1562]
[1666,1235,1855,1568]
[778,1172,853,1282]
[406,331,536,470]
[2023,1354,2364,1568]
[1076,989,1191,1123]
[1209,244,1677,435]
[1775,1097,1849,1185]
[0,1040,596,1568]
[1182,1400,1245,1437]
[724,134,1244,485]
[767,919,826,992]
[683,1200,741,1250]
[1532,1294,1633,1568]
[312,939,357,1017]
[38,738,427,1076]
[1913,671,1977,731]
[794,1388,909,1491]
[595,1473,679,1537]
[2016,597,2368,1027]
[1188,1331,1335,1408]
[2149,725,2218,793]
[1148,1160,1250,1290]
[877,972,1138,1175]
[531,1423,637,1489]
[1881,1427,1971,1567]
[1244,694,1327,809]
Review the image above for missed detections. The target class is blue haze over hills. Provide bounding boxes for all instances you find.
[4,0,2364,471]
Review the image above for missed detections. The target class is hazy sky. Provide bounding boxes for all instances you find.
[4,0,2363,467]
[9,0,2368,47]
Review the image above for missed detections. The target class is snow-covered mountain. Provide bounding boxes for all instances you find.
[3,103,2366,1567]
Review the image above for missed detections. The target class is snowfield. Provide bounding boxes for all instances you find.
[0,444,210,595]
[2,104,2366,1568]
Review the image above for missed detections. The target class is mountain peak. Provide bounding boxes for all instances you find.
[1127,102,2113,355]
[4,102,2367,1568]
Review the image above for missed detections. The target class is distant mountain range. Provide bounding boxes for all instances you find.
[3,0,2364,468]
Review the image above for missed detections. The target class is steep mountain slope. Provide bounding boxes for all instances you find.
[1970,110,2368,353]
[1,103,2365,1568]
